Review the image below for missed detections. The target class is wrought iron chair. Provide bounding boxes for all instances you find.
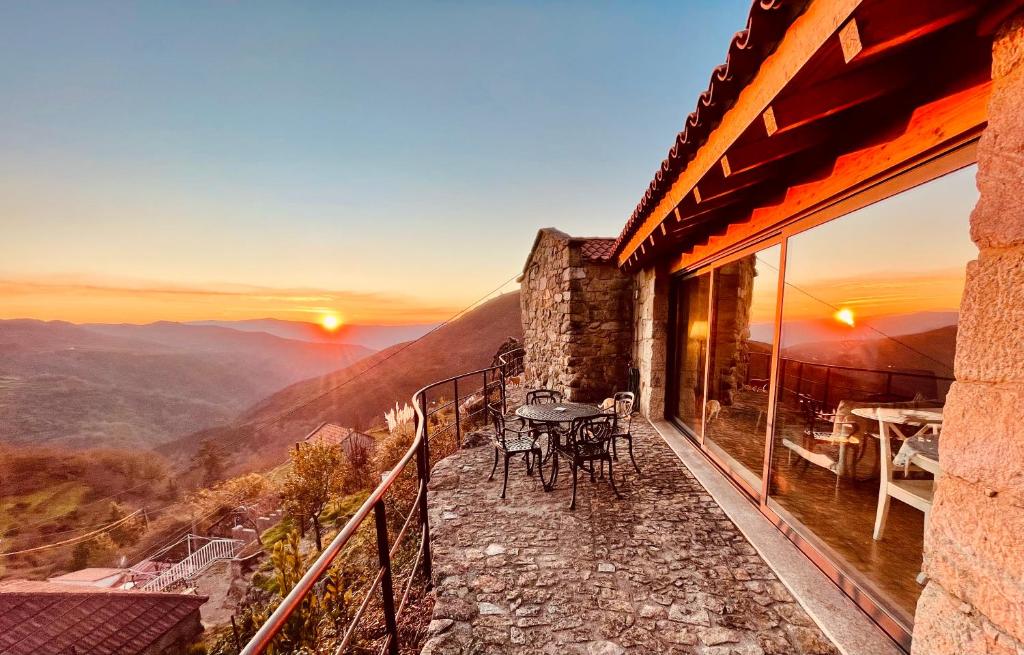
[487,404,544,499]
[548,415,620,510]
[608,391,640,475]
[526,389,562,405]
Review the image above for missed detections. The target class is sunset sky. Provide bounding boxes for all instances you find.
[0,1,759,325]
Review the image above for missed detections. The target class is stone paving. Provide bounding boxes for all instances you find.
[421,415,840,655]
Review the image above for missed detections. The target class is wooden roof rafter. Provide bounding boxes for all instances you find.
[616,0,993,273]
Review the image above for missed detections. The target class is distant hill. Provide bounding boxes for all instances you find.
[188,318,436,350]
[750,310,959,345]
[0,320,373,449]
[163,292,523,472]
[783,324,957,376]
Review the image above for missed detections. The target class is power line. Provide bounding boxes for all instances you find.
[754,255,954,375]
[205,276,522,455]
[6,274,520,558]
[0,510,144,558]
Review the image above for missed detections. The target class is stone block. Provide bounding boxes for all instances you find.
[940,381,1024,496]
[924,475,1024,641]
[955,250,1024,383]
[912,583,1023,655]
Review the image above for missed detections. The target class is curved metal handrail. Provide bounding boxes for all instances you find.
[240,347,524,655]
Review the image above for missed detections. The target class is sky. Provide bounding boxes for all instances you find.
[0,1,754,325]
[745,166,979,328]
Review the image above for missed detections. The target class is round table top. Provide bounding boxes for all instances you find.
[849,406,944,424]
[515,402,605,423]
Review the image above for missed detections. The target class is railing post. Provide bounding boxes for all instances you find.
[373,500,400,655]
[885,372,893,399]
[822,368,831,410]
[483,370,488,408]
[453,378,461,447]
[417,392,434,586]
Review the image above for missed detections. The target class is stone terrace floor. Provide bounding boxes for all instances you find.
[422,414,840,655]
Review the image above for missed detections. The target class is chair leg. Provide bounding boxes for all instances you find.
[627,436,640,474]
[525,451,533,475]
[534,448,545,491]
[489,447,499,480]
[569,462,579,510]
[547,451,559,490]
[501,454,511,499]
[873,488,891,540]
[612,437,618,461]
[607,456,622,499]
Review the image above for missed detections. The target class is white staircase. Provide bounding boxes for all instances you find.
[140,537,242,592]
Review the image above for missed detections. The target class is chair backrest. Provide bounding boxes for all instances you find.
[612,391,635,433]
[527,389,562,405]
[567,415,614,453]
[487,404,507,445]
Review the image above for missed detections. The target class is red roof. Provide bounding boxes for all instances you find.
[612,0,809,259]
[578,238,616,262]
[0,580,207,655]
[303,422,375,457]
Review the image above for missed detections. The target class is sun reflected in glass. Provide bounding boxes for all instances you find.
[834,307,855,327]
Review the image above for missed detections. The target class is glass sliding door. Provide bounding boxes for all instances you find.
[669,273,711,439]
[766,166,978,626]
[703,245,781,491]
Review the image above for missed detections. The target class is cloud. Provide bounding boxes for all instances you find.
[0,276,461,325]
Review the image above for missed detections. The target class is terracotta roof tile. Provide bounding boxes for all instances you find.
[613,0,810,260]
[578,238,617,262]
[0,580,207,655]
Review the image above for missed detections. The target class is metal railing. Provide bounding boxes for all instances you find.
[141,536,242,592]
[747,352,955,409]
[240,347,524,655]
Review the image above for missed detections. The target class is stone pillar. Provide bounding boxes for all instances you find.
[520,229,634,402]
[632,264,669,419]
[912,13,1024,655]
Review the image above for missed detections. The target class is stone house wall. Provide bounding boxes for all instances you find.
[631,264,670,418]
[520,229,633,402]
[913,13,1024,655]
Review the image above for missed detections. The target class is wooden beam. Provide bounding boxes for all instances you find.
[616,0,864,266]
[674,81,990,271]
[763,55,916,137]
[720,123,831,179]
[855,0,979,62]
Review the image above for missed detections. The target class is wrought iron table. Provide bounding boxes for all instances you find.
[515,402,607,490]
[515,402,606,424]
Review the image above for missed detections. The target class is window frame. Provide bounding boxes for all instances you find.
[662,139,979,651]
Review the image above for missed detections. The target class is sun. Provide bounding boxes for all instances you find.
[834,307,855,327]
[320,314,341,331]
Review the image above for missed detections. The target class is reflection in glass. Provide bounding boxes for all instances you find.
[704,246,780,489]
[670,274,710,438]
[766,166,977,625]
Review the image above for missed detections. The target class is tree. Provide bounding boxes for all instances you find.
[282,442,345,551]
[193,440,227,487]
[340,442,376,495]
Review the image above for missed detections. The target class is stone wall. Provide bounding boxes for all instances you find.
[913,13,1024,655]
[520,229,633,402]
[632,264,670,418]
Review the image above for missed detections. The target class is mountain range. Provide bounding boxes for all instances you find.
[188,318,436,350]
[162,291,524,473]
[0,320,373,449]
